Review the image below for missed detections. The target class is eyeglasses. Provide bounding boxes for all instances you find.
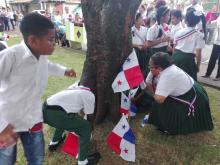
[148,66,158,70]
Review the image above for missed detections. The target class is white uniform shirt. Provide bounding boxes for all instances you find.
[170,22,183,39]
[214,16,220,45]
[174,27,205,53]
[147,23,169,48]
[146,65,194,97]
[0,41,66,132]
[47,86,95,115]
[131,26,148,46]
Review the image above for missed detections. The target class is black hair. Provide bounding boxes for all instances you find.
[151,52,173,69]
[171,9,182,21]
[156,6,170,38]
[185,8,206,40]
[20,13,54,41]
[135,13,142,21]
[155,0,167,9]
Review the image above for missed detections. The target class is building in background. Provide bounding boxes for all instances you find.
[8,0,81,15]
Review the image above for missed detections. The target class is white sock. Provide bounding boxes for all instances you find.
[78,159,88,165]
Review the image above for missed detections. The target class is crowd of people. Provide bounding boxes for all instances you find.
[131,0,214,135]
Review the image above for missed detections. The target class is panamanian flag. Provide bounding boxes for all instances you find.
[120,93,130,115]
[107,115,136,162]
[112,50,144,93]
[62,132,79,159]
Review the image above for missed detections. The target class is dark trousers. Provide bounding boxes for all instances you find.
[205,44,220,78]
[43,103,91,161]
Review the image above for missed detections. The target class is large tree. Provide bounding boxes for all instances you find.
[80,0,141,124]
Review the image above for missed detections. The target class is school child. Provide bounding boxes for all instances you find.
[172,8,206,80]
[0,13,76,165]
[147,6,171,58]
[146,52,213,135]
[132,13,148,77]
[170,9,183,45]
[43,82,101,165]
[202,15,220,81]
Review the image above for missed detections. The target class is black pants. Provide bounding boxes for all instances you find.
[205,44,220,78]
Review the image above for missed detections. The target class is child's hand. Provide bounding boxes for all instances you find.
[65,69,76,77]
[0,124,18,148]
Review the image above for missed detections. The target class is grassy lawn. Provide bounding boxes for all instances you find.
[6,37,220,165]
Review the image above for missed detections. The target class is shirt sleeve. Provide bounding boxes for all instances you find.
[147,27,156,41]
[47,60,67,76]
[195,33,205,49]
[0,50,14,81]
[0,116,8,133]
[82,93,95,115]
[145,72,153,84]
[155,76,176,97]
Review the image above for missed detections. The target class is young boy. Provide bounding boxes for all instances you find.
[43,81,101,165]
[0,13,76,165]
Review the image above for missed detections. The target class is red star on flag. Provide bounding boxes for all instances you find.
[124,148,128,154]
[117,80,122,86]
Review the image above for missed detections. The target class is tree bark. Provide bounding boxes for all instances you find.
[80,0,141,124]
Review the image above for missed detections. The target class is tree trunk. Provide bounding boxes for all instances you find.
[80,0,141,124]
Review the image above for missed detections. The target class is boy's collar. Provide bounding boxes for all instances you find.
[21,41,39,59]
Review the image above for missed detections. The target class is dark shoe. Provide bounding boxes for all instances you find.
[202,75,210,78]
[87,152,101,164]
[213,77,220,81]
[48,135,66,152]
[75,152,101,165]
[156,127,170,135]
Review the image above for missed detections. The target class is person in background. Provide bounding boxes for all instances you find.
[146,52,213,135]
[132,13,148,77]
[0,13,76,165]
[146,6,171,58]
[168,9,183,53]
[205,4,218,44]
[202,15,220,81]
[7,8,15,30]
[172,8,206,80]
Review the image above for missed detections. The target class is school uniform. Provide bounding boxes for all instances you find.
[204,16,220,79]
[170,22,183,40]
[132,25,148,77]
[43,85,95,162]
[146,65,213,135]
[172,27,205,80]
[147,23,169,57]
[0,41,66,164]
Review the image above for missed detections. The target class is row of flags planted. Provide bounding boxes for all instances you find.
[107,50,144,162]
[61,50,145,162]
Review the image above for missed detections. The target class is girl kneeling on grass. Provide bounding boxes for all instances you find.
[145,52,213,135]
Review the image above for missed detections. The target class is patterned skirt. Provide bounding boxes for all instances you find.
[148,82,214,135]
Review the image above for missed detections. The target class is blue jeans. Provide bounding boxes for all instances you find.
[0,131,45,165]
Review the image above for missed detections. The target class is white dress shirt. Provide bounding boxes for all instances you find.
[146,65,194,97]
[47,85,95,115]
[131,26,148,46]
[170,22,183,39]
[214,16,220,45]
[174,27,205,53]
[147,23,169,48]
[0,41,66,132]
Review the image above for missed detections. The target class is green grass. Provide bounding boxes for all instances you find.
[7,37,220,165]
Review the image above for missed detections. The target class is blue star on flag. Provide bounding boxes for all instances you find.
[126,58,131,62]
[122,124,126,129]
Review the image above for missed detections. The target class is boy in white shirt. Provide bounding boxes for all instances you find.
[0,13,76,165]
[43,82,100,165]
